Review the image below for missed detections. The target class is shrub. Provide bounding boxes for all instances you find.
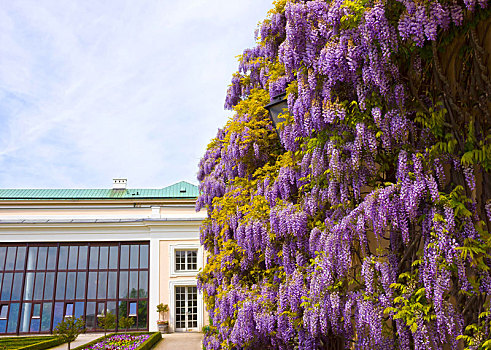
[97,312,116,337]
[53,316,85,350]
[118,316,135,332]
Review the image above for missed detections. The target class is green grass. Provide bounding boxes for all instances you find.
[0,336,63,350]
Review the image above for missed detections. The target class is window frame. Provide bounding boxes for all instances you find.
[169,244,202,277]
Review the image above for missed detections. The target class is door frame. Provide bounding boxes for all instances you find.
[173,286,198,332]
[168,279,203,333]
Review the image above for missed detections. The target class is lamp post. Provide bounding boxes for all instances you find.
[264,92,288,138]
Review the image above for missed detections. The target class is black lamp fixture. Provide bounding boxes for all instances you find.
[264,92,288,135]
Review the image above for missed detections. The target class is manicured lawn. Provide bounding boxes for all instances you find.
[74,332,161,350]
[0,336,62,350]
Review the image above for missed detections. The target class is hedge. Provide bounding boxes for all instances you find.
[0,336,64,350]
[135,332,161,350]
[17,337,65,350]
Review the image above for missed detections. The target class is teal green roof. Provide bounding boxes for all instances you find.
[0,181,198,200]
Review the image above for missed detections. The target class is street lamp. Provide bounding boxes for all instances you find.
[264,92,288,136]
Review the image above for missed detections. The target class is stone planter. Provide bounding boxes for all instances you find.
[158,323,169,333]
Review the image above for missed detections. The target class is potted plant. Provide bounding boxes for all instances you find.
[156,303,169,333]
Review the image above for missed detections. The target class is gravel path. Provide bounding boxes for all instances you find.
[49,333,104,350]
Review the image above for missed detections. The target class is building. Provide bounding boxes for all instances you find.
[0,179,207,335]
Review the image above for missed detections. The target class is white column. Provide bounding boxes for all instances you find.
[148,238,160,331]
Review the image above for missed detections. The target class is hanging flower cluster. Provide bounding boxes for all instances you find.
[198,0,491,349]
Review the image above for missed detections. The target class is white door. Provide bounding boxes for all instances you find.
[175,286,198,331]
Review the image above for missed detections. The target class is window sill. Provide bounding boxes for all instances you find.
[169,270,198,278]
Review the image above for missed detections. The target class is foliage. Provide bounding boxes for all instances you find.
[97,312,116,337]
[53,317,85,350]
[156,303,169,322]
[197,0,491,349]
[119,316,135,332]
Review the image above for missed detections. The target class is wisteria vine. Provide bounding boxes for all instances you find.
[197,0,491,349]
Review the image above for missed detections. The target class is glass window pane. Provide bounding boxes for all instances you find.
[27,247,38,270]
[120,246,129,269]
[119,271,128,299]
[118,301,127,320]
[30,318,40,332]
[74,302,84,319]
[15,247,26,271]
[109,246,118,269]
[106,301,116,318]
[89,247,99,269]
[37,247,47,270]
[32,303,41,317]
[175,251,183,271]
[99,247,108,269]
[0,305,7,319]
[130,245,139,269]
[129,271,138,298]
[20,303,31,332]
[1,273,12,300]
[52,302,64,329]
[58,247,68,270]
[5,247,16,270]
[97,272,107,299]
[87,272,97,299]
[55,272,66,300]
[47,247,57,270]
[97,302,105,316]
[0,274,2,296]
[7,303,19,333]
[78,246,88,269]
[66,272,76,300]
[139,271,148,298]
[44,272,55,300]
[41,303,52,332]
[34,272,45,300]
[187,251,195,270]
[68,246,78,270]
[129,302,137,316]
[65,303,73,317]
[140,245,148,269]
[76,272,86,299]
[11,273,23,301]
[0,319,5,333]
[138,300,147,328]
[23,272,34,301]
[108,272,117,299]
[0,247,6,270]
[86,302,96,329]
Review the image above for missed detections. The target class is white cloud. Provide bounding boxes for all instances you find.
[0,0,273,188]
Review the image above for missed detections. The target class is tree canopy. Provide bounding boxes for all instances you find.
[197,0,491,349]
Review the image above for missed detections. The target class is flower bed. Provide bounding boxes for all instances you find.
[80,334,150,350]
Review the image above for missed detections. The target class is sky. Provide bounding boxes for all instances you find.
[0,0,273,189]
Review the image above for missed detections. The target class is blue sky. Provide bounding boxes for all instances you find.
[0,0,272,189]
